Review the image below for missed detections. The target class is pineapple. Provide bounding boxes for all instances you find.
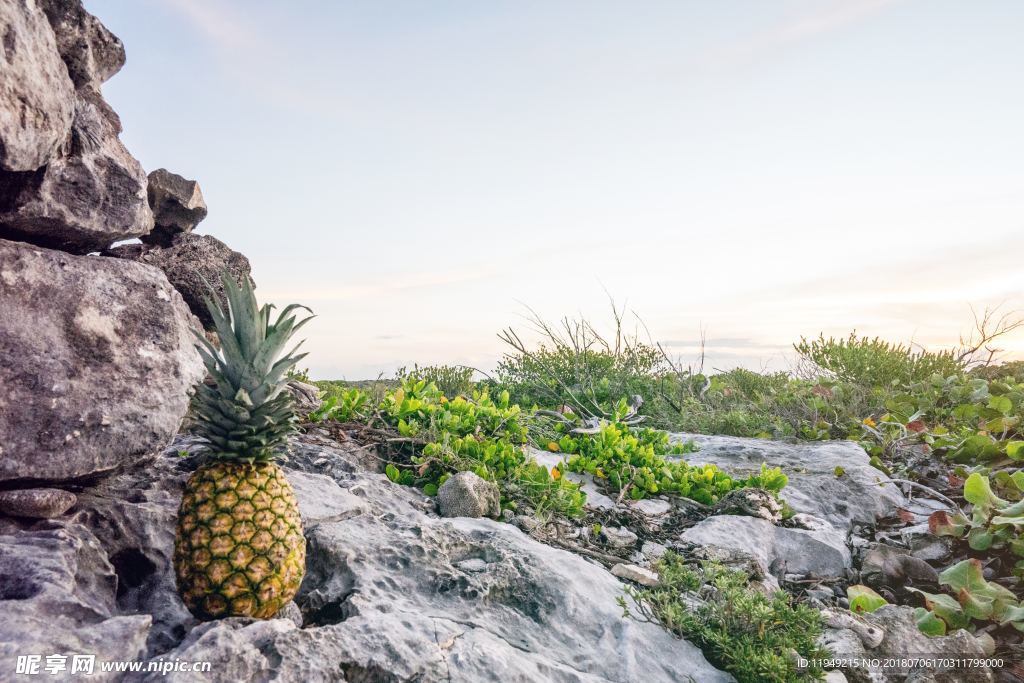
[174,274,313,620]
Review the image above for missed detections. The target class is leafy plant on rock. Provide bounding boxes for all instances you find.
[622,553,828,682]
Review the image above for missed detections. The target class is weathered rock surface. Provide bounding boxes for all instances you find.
[680,514,852,579]
[710,486,782,522]
[0,0,152,253]
[38,0,126,91]
[0,90,153,253]
[141,169,208,246]
[0,433,732,682]
[285,380,323,416]
[673,433,905,530]
[823,605,992,683]
[0,520,152,682]
[0,488,77,519]
[0,239,205,484]
[436,470,502,519]
[104,233,252,330]
[611,563,660,586]
[0,0,76,172]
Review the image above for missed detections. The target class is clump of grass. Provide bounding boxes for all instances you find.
[622,553,829,683]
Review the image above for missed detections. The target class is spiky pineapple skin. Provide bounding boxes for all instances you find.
[174,461,305,620]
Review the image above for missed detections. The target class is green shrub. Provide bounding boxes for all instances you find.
[794,333,962,387]
[547,400,787,504]
[396,363,476,398]
[494,309,681,425]
[623,553,828,682]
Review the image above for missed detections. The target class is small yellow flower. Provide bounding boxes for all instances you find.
[862,417,877,428]
[551,467,561,480]
[547,441,560,453]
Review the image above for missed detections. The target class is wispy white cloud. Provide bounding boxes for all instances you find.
[698,0,903,69]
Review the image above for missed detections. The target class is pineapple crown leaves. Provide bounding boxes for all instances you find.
[189,273,315,462]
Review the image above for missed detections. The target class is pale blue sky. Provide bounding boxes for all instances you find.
[89,0,1024,379]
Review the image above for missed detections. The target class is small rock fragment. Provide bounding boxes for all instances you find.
[611,563,660,587]
[601,526,639,549]
[142,168,209,246]
[436,471,501,519]
[274,601,303,628]
[641,541,668,561]
[711,487,782,523]
[0,488,77,519]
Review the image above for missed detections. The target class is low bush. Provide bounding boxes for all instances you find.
[622,553,828,682]
[396,363,476,398]
[545,400,787,504]
[794,333,963,387]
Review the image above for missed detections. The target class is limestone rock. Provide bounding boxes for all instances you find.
[0,521,151,678]
[601,525,639,549]
[711,486,782,523]
[826,605,992,683]
[1,431,733,682]
[274,601,303,628]
[104,233,251,330]
[629,497,672,516]
[611,563,660,586]
[0,239,205,484]
[142,169,208,246]
[675,432,904,531]
[0,488,77,519]
[37,0,126,91]
[0,91,153,253]
[860,543,939,588]
[436,471,501,519]
[284,380,323,416]
[0,0,76,172]
[680,514,851,579]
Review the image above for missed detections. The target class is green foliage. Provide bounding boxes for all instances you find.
[190,274,312,462]
[794,332,962,387]
[929,472,1024,576]
[495,341,670,421]
[355,378,586,518]
[847,585,887,614]
[908,559,1024,633]
[551,415,785,504]
[852,373,1024,468]
[309,387,371,423]
[623,553,828,682]
[918,471,1024,635]
[396,363,476,399]
[494,308,682,425]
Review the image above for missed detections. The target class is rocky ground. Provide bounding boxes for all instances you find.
[0,1,1013,681]
[1,413,1004,682]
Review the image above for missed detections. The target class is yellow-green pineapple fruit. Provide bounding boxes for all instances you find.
[174,274,312,620]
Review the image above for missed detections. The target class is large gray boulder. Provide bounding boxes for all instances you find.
[0,89,153,253]
[0,520,152,682]
[0,0,76,172]
[0,239,205,484]
[142,169,208,246]
[37,0,126,91]
[104,233,251,330]
[680,514,852,579]
[673,433,905,530]
[0,0,152,254]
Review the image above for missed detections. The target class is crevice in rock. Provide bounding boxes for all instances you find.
[339,662,405,683]
[110,548,156,599]
[302,589,355,627]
